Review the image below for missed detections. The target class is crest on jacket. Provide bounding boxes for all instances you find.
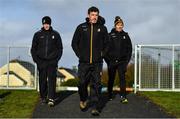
[97,28,101,32]
[40,36,44,39]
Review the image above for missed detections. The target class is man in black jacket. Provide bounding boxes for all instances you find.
[105,16,132,103]
[71,6,109,116]
[31,16,63,107]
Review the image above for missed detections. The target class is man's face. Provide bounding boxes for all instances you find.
[115,22,124,32]
[88,12,99,24]
[43,24,50,30]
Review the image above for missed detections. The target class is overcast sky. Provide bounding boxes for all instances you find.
[0,0,180,68]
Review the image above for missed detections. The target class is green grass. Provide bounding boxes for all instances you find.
[139,91,180,118]
[0,90,39,118]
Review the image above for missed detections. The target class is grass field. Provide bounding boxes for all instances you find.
[139,91,180,118]
[0,90,39,118]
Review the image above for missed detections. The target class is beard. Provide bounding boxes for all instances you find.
[90,18,97,23]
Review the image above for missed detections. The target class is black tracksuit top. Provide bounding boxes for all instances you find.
[71,16,109,64]
[31,27,63,64]
[106,28,132,62]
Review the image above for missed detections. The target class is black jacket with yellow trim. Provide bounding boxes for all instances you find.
[71,16,109,63]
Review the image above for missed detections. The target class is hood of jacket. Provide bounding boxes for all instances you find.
[111,28,125,34]
[85,15,105,25]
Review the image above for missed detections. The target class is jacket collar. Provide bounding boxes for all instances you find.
[111,28,125,34]
[85,15,105,25]
[41,26,53,32]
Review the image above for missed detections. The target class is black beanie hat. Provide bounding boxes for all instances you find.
[42,16,51,25]
[114,16,123,26]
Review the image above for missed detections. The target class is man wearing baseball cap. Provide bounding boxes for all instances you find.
[31,16,63,107]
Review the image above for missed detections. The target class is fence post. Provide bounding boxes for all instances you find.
[7,46,10,88]
[158,48,161,90]
[139,45,142,91]
[172,45,175,91]
[134,45,138,93]
[34,63,38,91]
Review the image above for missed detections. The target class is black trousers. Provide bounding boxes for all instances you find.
[38,63,57,100]
[78,63,103,109]
[107,62,127,97]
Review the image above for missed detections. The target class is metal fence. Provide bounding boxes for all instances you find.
[0,46,78,91]
[3,44,180,92]
[134,44,180,93]
[0,46,37,90]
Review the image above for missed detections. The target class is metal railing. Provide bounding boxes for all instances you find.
[134,44,180,93]
[0,45,78,91]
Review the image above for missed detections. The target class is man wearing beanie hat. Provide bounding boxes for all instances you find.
[104,16,132,103]
[42,16,51,25]
[31,16,63,107]
[72,6,109,116]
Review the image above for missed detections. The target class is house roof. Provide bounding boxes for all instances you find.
[10,59,35,75]
[59,67,78,78]
[57,71,65,78]
[4,71,27,85]
[7,59,78,79]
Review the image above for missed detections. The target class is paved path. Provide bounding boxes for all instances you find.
[32,91,173,118]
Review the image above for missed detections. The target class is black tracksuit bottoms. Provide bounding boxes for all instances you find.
[78,63,103,109]
[107,62,127,97]
[38,64,57,100]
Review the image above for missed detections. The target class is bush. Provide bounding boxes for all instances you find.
[60,78,79,87]
[61,63,134,88]
[101,63,134,87]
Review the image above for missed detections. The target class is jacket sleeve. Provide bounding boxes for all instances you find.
[126,33,132,62]
[102,26,109,58]
[56,33,63,61]
[71,26,81,58]
[102,26,110,63]
[31,33,40,64]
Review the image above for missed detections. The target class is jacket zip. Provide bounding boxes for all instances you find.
[90,24,93,64]
[45,35,48,57]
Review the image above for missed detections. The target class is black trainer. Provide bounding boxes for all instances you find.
[91,109,100,116]
[41,98,47,105]
[108,93,113,101]
[108,94,113,101]
[120,96,128,104]
[48,99,55,107]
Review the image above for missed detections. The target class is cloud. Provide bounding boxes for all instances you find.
[0,0,180,68]
[59,32,78,68]
[129,9,180,45]
[0,20,36,45]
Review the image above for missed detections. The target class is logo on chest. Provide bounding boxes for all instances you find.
[83,28,88,31]
[97,28,101,32]
[40,36,44,39]
[111,33,116,38]
[52,35,55,39]
[82,25,88,31]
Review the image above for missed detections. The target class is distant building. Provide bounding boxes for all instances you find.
[0,59,35,87]
[57,67,78,82]
[0,59,78,87]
